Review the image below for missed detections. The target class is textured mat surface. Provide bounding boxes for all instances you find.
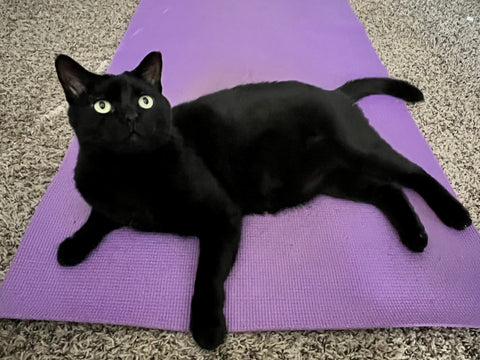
[0,0,479,335]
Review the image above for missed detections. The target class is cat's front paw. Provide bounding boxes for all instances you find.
[57,236,91,266]
[190,307,227,350]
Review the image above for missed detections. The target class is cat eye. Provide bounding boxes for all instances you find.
[93,100,112,114]
[138,95,154,109]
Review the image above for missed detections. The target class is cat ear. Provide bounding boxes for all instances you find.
[132,52,163,91]
[55,55,92,102]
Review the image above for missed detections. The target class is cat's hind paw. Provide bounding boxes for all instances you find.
[442,203,472,230]
[399,227,428,253]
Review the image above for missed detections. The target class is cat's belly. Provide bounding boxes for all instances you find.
[237,170,326,215]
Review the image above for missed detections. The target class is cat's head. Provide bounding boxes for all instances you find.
[55,52,172,153]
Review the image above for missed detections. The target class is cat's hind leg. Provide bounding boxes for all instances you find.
[321,169,428,252]
[398,170,471,230]
[361,151,471,230]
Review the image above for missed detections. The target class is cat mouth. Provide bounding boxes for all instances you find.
[128,131,144,141]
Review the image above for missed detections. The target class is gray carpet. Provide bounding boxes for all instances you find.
[0,0,479,358]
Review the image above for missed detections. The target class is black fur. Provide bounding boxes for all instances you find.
[55,52,471,349]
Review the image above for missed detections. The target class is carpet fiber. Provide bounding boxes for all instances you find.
[0,0,479,358]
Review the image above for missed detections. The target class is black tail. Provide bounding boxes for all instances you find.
[337,77,424,103]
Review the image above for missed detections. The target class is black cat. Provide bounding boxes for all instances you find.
[55,52,471,349]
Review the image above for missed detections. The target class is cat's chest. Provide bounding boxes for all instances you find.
[75,161,180,230]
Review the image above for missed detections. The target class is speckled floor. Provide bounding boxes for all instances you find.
[0,0,478,358]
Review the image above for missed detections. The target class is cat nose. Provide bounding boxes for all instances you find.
[125,111,138,123]
[125,111,138,128]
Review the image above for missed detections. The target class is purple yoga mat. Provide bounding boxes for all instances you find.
[1,0,479,332]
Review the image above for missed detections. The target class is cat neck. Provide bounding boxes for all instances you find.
[76,133,183,170]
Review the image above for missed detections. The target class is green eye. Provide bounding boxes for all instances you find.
[138,95,154,109]
[93,100,112,114]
